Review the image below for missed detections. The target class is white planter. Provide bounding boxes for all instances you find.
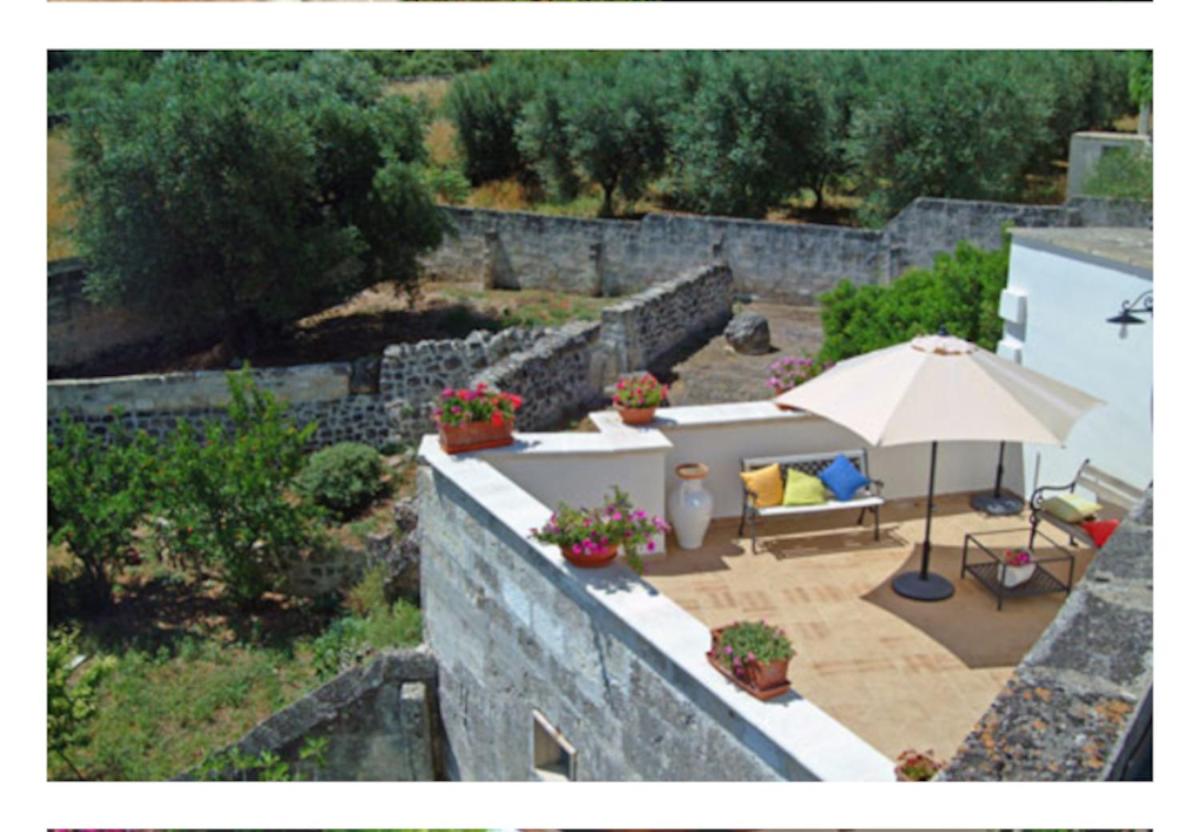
[669,463,714,550]
[1001,562,1035,588]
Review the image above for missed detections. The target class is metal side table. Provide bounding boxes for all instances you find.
[961,527,1076,611]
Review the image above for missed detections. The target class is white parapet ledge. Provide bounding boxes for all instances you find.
[420,428,672,460]
[590,400,815,435]
[418,432,895,781]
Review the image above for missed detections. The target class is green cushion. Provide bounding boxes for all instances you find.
[782,469,827,506]
[1043,492,1102,523]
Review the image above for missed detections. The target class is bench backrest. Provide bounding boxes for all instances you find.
[742,449,871,481]
[1077,463,1144,512]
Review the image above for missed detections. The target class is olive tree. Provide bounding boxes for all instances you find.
[68,52,446,355]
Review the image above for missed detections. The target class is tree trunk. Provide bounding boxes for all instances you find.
[599,183,616,219]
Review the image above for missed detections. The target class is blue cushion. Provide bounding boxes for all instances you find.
[819,454,869,501]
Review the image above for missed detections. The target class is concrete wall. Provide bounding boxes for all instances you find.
[421,197,1152,303]
[1000,230,1153,495]
[417,440,894,781]
[182,649,441,781]
[1067,131,1152,198]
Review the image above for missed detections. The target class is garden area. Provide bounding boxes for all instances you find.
[48,371,424,780]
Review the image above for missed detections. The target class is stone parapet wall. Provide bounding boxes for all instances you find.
[941,486,1153,781]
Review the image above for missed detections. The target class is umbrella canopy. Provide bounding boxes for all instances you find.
[775,332,1104,601]
[775,333,1103,447]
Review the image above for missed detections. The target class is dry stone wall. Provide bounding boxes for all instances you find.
[48,265,735,448]
[422,197,1153,303]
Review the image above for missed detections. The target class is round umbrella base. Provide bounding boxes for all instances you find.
[892,571,956,602]
[970,491,1025,516]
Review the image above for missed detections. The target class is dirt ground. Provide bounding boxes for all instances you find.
[665,302,825,406]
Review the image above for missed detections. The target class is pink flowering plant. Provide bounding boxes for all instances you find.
[1003,548,1033,567]
[613,373,668,409]
[433,382,523,428]
[530,486,669,573]
[713,620,794,680]
[766,355,832,395]
[895,748,945,781]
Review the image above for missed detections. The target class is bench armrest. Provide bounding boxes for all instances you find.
[1031,458,1091,510]
[867,478,885,498]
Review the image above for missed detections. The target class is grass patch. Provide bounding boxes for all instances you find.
[427,284,618,328]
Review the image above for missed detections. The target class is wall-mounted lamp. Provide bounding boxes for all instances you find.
[1107,290,1153,325]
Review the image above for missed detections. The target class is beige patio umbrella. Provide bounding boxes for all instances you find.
[775,331,1103,601]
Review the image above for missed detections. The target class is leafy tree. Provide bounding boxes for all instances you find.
[153,369,321,605]
[67,52,445,355]
[555,55,672,217]
[846,52,1056,225]
[445,60,541,185]
[818,237,1011,364]
[666,52,827,218]
[48,629,116,780]
[48,415,155,608]
[516,80,583,202]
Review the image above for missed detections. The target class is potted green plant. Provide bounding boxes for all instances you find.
[612,373,668,425]
[707,620,795,700]
[530,486,669,573]
[894,749,944,781]
[433,383,523,454]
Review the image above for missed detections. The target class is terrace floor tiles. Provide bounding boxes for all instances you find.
[643,493,1097,762]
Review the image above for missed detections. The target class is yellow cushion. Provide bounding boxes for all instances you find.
[783,469,827,506]
[740,464,783,508]
[1043,492,1102,523]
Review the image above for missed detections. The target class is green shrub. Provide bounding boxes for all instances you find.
[153,369,321,605]
[346,564,391,617]
[1084,146,1153,201]
[296,442,386,521]
[818,237,1010,364]
[48,415,155,608]
[446,61,540,184]
[311,598,422,682]
[48,628,115,780]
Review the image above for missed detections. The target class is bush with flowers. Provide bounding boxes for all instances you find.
[712,620,794,681]
[895,748,944,781]
[530,486,669,573]
[766,355,832,396]
[434,382,523,427]
[612,373,668,410]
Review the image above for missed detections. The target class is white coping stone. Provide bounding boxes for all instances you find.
[418,433,895,781]
[452,430,673,458]
[590,400,815,434]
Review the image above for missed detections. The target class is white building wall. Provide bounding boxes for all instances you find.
[1000,237,1153,496]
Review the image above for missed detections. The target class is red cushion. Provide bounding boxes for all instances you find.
[1080,518,1120,548]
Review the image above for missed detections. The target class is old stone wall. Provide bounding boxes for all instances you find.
[941,486,1153,781]
[421,197,1151,302]
[48,260,180,375]
[417,465,791,780]
[179,649,441,781]
[49,265,733,448]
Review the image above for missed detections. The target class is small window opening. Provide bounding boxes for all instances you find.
[531,709,576,781]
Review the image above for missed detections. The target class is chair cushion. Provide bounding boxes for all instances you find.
[1043,492,1102,523]
[1080,518,1120,548]
[782,469,827,506]
[740,463,783,508]
[819,454,870,501]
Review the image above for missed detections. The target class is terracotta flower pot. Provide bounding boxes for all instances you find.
[560,543,619,569]
[894,751,943,781]
[706,626,791,701]
[616,405,657,425]
[438,418,515,454]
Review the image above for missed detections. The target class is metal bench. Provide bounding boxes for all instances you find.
[1029,458,1144,547]
[738,449,884,553]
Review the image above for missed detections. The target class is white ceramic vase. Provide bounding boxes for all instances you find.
[1001,562,1035,588]
[669,463,714,550]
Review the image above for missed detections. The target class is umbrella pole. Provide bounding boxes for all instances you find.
[892,441,956,602]
[969,441,1024,516]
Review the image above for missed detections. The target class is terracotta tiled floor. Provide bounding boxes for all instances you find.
[642,492,1095,762]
